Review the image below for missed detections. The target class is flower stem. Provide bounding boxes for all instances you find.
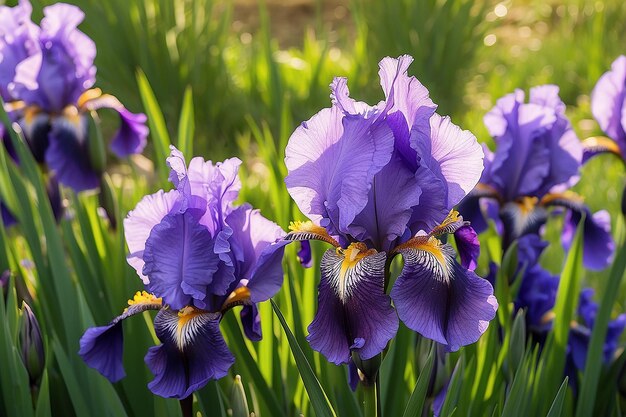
[363,382,378,417]
[180,396,192,417]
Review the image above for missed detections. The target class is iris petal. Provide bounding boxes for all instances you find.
[79,293,162,382]
[307,247,397,364]
[146,308,234,399]
[591,56,626,151]
[390,239,497,351]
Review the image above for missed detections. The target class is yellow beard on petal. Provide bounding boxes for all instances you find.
[287,220,340,247]
[124,291,162,312]
[335,243,377,300]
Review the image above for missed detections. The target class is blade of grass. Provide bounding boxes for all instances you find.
[401,345,435,417]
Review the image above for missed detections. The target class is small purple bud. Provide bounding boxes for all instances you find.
[19,302,45,387]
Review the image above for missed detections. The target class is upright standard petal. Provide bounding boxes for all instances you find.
[390,237,497,351]
[307,245,398,364]
[143,211,222,310]
[146,308,234,399]
[79,291,162,382]
[591,56,626,154]
[285,106,394,236]
[124,189,178,284]
[413,114,484,208]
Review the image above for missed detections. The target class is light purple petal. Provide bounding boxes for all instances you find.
[109,108,148,157]
[285,106,394,236]
[591,56,626,150]
[391,242,497,351]
[307,249,398,364]
[143,212,221,310]
[124,189,178,284]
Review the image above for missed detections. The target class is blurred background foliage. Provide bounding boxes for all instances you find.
[2,0,626,416]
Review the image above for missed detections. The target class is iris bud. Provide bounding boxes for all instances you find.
[230,375,250,417]
[19,302,45,388]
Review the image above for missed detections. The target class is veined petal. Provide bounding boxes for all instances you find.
[143,212,221,310]
[413,113,484,208]
[147,308,234,399]
[124,189,178,284]
[390,237,497,351]
[499,198,548,245]
[285,220,340,247]
[79,291,162,382]
[285,106,394,236]
[307,245,397,364]
[45,113,99,191]
[591,56,626,151]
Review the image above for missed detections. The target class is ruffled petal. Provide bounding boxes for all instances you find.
[143,212,221,310]
[413,113,484,208]
[146,308,234,399]
[79,292,162,383]
[45,114,99,191]
[307,246,397,364]
[285,105,394,236]
[591,56,626,150]
[391,238,497,351]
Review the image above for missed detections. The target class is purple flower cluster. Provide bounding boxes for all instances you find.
[0,0,148,192]
[458,85,614,271]
[284,55,498,364]
[79,146,287,398]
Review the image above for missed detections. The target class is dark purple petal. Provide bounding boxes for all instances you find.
[45,115,99,192]
[591,56,626,155]
[124,189,178,284]
[147,309,234,399]
[307,247,397,364]
[454,226,480,271]
[515,265,558,331]
[297,241,313,268]
[46,174,64,222]
[110,109,148,157]
[79,294,162,383]
[143,212,221,310]
[456,193,489,235]
[285,105,394,237]
[1,200,16,227]
[561,207,614,271]
[348,359,360,391]
[240,304,262,341]
[391,241,497,351]
[19,111,51,163]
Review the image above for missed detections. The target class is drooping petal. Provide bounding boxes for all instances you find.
[561,207,614,271]
[285,105,394,237]
[307,246,398,364]
[79,292,162,382]
[499,198,548,247]
[143,211,221,310]
[591,56,626,154]
[124,189,178,284]
[146,308,234,399]
[454,226,480,271]
[413,113,484,208]
[390,238,497,351]
[45,114,99,191]
[297,240,313,268]
[19,109,51,163]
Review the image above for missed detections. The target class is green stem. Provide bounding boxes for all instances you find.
[363,382,378,417]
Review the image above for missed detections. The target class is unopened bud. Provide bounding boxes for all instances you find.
[230,375,250,417]
[19,302,44,387]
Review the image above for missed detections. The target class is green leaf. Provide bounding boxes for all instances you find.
[271,299,337,417]
[401,345,435,417]
[136,69,171,185]
[35,370,52,417]
[546,378,568,417]
[177,86,195,158]
[576,239,626,417]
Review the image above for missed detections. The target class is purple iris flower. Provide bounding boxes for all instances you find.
[458,85,614,271]
[511,235,559,335]
[0,0,148,192]
[79,146,287,399]
[284,55,497,365]
[587,55,626,162]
